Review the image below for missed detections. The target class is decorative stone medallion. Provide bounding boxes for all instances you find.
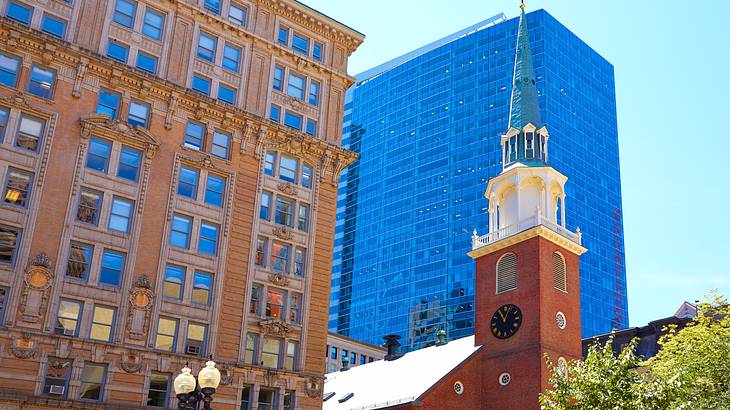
[19,253,53,323]
[120,352,143,373]
[276,182,298,196]
[10,333,37,359]
[305,376,325,398]
[272,227,293,240]
[267,272,290,287]
[127,275,154,340]
[259,319,291,338]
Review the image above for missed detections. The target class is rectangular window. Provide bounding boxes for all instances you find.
[86,138,111,172]
[244,333,258,365]
[169,214,192,249]
[260,191,272,220]
[283,390,295,410]
[113,0,136,28]
[177,166,199,199]
[203,0,221,14]
[0,53,21,87]
[15,115,44,152]
[270,104,281,123]
[147,372,170,407]
[107,40,129,63]
[77,188,103,226]
[142,8,164,40]
[262,337,281,369]
[289,293,301,323]
[99,249,125,287]
[266,288,286,319]
[285,340,298,370]
[118,146,142,182]
[229,3,247,26]
[297,203,309,231]
[108,197,133,233]
[79,362,106,401]
[55,299,82,336]
[211,131,230,159]
[0,225,20,265]
[155,317,178,351]
[264,152,276,176]
[249,284,262,315]
[66,242,92,280]
[277,27,289,46]
[350,351,357,366]
[0,108,7,141]
[278,155,298,183]
[360,355,366,365]
[306,119,316,136]
[192,271,212,305]
[3,167,33,208]
[89,305,115,342]
[198,222,218,256]
[270,242,291,274]
[136,52,158,74]
[255,237,267,267]
[127,100,149,128]
[286,73,305,100]
[96,89,121,119]
[217,84,236,104]
[273,66,284,91]
[309,80,320,105]
[313,42,323,62]
[0,288,7,324]
[204,174,225,207]
[41,14,67,38]
[192,74,211,95]
[185,322,207,356]
[330,346,337,360]
[292,33,310,55]
[44,357,71,397]
[163,264,185,300]
[184,121,205,150]
[275,196,294,227]
[7,1,32,25]
[240,385,253,410]
[197,32,217,62]
[222,43,241,72]
[27,65,55,99]
[294,248,306,277]
[284,111,303,130]
[301,164,312,188]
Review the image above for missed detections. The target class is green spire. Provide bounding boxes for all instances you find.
[508,8,542,130]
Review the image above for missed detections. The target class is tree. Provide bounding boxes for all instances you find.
[540,293,729,410]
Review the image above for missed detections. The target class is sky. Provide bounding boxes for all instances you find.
[302,0,730,327]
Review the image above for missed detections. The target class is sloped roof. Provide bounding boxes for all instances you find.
[323,336,481,410]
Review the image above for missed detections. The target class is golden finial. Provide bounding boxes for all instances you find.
[519,0,526,9]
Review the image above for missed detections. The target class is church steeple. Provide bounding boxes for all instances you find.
[501,5,549,171]
[509,6,542,130]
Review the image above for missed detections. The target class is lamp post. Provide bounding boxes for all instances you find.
[173,359,221,410]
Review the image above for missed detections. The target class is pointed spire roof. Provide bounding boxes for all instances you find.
[508,6,542,130]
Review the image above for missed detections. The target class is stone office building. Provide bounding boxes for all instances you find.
[0,0,362,409]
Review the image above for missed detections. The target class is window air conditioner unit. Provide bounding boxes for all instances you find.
[49,385,65,395]
[186,345,201,355]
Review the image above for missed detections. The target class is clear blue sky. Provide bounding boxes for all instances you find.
[304,0,730,327]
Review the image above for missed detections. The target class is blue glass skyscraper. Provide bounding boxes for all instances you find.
[330,9,628,350]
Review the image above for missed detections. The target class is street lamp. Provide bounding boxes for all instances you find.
[173,359,221,410]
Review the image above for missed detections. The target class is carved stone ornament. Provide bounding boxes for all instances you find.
[120,352,143,373]
[305,376,325,398]
[259,319,291,338]
[127,275,154,340]
[272,227,293,241]
[276,182,298,196]
[218,363,234,385]
[19,253,54,323]
[80,115,160,158]
[10,333,37,359]
[267,272,290,287]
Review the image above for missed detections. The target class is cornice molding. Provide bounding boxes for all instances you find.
[468,225,587,259]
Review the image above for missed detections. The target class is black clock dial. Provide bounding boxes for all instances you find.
[490,304,523,339]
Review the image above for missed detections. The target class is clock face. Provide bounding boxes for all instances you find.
[491,304,523,339]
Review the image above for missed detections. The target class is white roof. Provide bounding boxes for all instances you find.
[323,336,481,410]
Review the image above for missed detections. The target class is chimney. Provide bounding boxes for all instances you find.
[340,356,350,371]
[383,335,403,361]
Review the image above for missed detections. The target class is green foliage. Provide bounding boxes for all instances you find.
[540,293,729,410]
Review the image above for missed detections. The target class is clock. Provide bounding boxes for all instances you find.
[491,304,523,339]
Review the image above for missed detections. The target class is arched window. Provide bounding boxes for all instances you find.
[496,253,517,293]
[553,252,567,292]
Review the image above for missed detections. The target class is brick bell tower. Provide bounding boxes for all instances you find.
[468,4,587,409]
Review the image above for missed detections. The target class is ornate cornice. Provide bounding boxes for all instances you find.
[468,225,587,259]
[80,114,160,157]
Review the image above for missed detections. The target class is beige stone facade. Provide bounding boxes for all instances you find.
[0,0,363,409]
[325,331,386,374]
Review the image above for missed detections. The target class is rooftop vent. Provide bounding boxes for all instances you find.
[340,356,350,372]
[383,334,404,361]
[323,392,335,401]
[436,329,447,346]
[338,393,355,403]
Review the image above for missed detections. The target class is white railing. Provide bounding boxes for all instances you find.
[472,212,581,250]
